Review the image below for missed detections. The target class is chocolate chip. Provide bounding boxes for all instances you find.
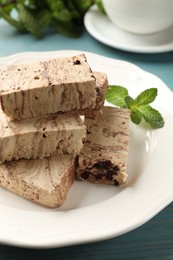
[81,171,89,180]
[95,174,102,180]
[106,173,113,181]
[86,130,91,134]
[96,87,100,94]
[34,76,40,80]
[94,160,113,170]
[114,180,119,186]
[73,60,81,65]
[113,165,119,172]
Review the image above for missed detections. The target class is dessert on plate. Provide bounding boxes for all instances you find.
[0,54,130,208]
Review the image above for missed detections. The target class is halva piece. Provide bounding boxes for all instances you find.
[0,108,86,163]
[77,106,130,185]
[0,154,75,208]
[0,54,96,120]
[80,71,108,118]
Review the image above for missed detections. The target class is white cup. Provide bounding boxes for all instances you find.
[102,0,173,34]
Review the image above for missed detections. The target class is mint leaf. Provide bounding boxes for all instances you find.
[54,20,81,37]
[124,89,164,128]
[134,88,157,106]
[36,10,52,31]
[0,0,15,13]
[138,105,164,129]
[125,96,135,109]
[73,0,94,13]
[105,85,164,129]
[48,0,75,22]
[0,7,24,31]
[125,96,142,124]
[106,85,128,108]
[17,3,43,38]
[130,110,143,125]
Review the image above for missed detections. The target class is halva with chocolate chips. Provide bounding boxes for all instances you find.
[0,54,96,120]
[77,106,130,185]
[0,54,131,208]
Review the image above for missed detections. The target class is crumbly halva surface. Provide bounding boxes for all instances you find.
[0,108,86,163]
[77,106,130,185]
[0,154,75,208]
[80,71,108,118]
[0,54,96,120]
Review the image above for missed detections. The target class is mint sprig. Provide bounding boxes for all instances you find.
[106,86,164,129]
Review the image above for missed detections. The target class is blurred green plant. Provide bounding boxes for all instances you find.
[0,0,105,38]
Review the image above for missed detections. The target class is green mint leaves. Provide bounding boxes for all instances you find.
[0,0,101,38]
[105,85,128,108]
[106,86,164,129]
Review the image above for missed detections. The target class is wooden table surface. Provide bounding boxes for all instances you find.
[0,19,173,260]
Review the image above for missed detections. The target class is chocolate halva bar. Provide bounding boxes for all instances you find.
[0,54,96,120]
[80,71,108,118]
[77,106,130,185]
[0,154,75,208]
[0,108,86,163]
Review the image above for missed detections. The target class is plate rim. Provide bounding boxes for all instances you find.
[0,50,173,249]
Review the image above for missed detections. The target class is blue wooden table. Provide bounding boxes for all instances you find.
[1,20,173,259]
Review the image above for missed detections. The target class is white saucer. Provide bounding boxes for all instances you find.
[84,5,173,53]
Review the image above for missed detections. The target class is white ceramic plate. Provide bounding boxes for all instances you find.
[0,50,173,249]
[84,5,173,53]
